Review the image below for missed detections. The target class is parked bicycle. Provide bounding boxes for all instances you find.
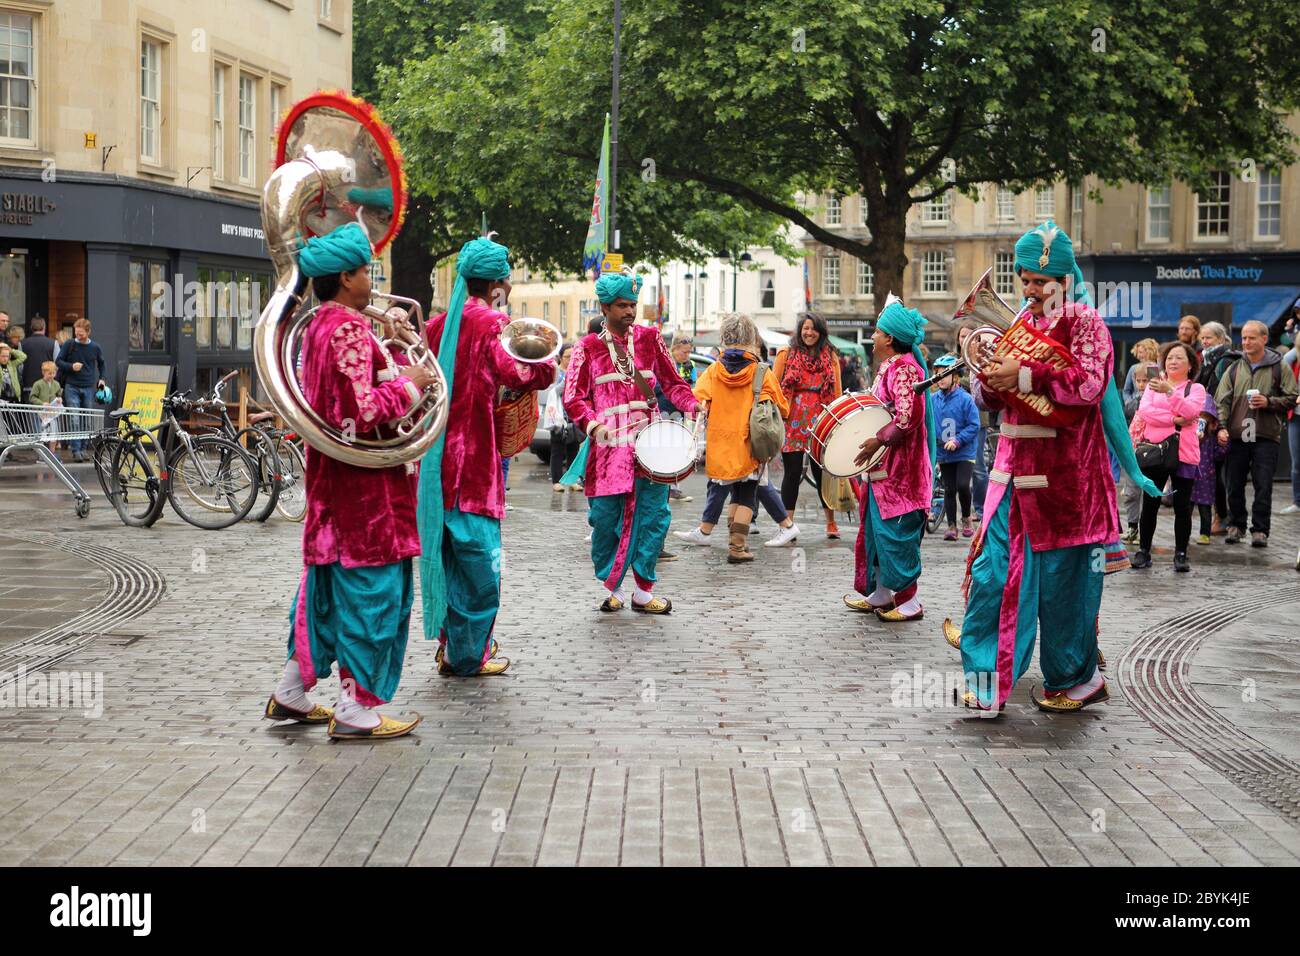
[184,371,283,523]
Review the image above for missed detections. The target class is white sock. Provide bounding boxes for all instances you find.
[274,659,311,712]
[867,585,892,607]
[894,594,923,616]
[608,585,627,604]
[1065,667,1105,701]
[333,693,381,729]
[633,586,653,605]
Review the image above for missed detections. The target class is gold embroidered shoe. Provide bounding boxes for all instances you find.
[631,596,672,615]
[1097,648,1107,671]
[943,618,962,649]
[600,595,625,613]
[328,712,422,741]
[958,689,1004,712]
[1035,683,1110,713]
[843,594,893,613]
[437,640,500,676]
[875,605,923,623]
[471,657,511,676]
[263,695,333,724]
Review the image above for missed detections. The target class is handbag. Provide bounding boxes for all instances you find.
[1134,382,1190,473]
[748,364,785,462]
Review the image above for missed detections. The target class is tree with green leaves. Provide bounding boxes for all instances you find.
[368,0,1299,314]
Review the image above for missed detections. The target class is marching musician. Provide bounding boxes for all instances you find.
[419,236,557,676]
[263,222,433,740]
[844,299,937,622]
[563,271,699,613]
[959,221,1115,713]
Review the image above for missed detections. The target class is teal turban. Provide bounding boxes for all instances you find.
[1014,219,1092,306]
[418,234,512,645]
[876,299,937,465]
[595,271,642,304]
[297,222,373,278]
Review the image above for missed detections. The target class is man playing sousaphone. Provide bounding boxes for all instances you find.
[843,299,937,622]
[958,221,1116,713]
[419,236,557,676]
[563,271,699,613]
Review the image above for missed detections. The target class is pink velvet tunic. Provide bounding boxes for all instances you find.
[869,354,931,519]
[427,297,557,520]
[972,302,1118,552]
[300,301,423,568]
[563,323,700,498]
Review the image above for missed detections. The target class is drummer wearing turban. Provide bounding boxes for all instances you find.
[264,221,436,741]
[418,236,557,676]
[564,270,700,614]
[842,297,934,623]
[955,219,1124,714]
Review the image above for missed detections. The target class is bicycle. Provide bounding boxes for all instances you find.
[91,413,165,527]
[926,462,945,535]
[184,371,283,523]
[243,396,307,522]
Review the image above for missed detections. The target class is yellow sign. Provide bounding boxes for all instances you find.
[600,252,624,272]
[120,381,167,431]
[84,132,97,148]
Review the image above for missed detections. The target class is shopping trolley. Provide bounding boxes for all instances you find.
[0,402,105,517]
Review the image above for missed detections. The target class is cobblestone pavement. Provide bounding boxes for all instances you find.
[1,456,1298,866]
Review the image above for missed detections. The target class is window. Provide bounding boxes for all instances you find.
[921,193,950,224]
[1071,182,1083,235]
[559,300,568,335]
[1034,186,1054,220]
[140,40,162,165]
[1256,170,1281,239]
[320,0,333,18]
[236,271,255,350]
[129,259,167,351]
[542,301,550,323]
[859,197,869,227]
[1146,185,1171,241]
[196,267,212,348]
[994,251,1016,298]
[128,262,145,350]
[821,256,840,296]
[149,263,167,348]
[1196,172,1230,238]
[856,260,873,297]
[921,250,948,294]
[760,269,775,309]
[0,13,35,146]
[269,82,284,143]
[215,269,233,348]
[995,188,1015,222]
[826,194,842,226]
[212,65,226,180]
[238,74,256,184]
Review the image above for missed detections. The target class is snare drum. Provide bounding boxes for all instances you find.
[809,392,893,477]
[634,419,697,484]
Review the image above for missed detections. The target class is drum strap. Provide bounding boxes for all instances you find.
[604,332,657,405]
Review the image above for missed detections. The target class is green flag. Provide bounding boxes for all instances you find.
[581,113,610,275]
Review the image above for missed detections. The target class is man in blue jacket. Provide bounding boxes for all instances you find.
[55,318,107,461]
[931,354,980,540]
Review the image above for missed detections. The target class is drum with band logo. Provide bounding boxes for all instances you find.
[633,419,697,484]
[809,392,893,477]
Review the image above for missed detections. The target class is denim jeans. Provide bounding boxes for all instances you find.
[1288,416,1300,505]
[64,383,96,453]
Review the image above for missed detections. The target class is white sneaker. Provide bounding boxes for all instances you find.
[673,527,712,545]
[1280,503,1300,515]
[763,523,800,547]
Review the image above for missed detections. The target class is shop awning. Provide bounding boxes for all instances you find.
[1099,283,1300,332]
[758,326,790,351]
[828,334,866,361]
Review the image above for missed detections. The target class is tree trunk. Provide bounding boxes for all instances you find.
[870,206,908,318]
[389,224,437,318]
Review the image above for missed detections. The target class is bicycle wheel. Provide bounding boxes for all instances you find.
[91,433,122,500]
[272,437,307,522]
[235,427,282,522]
[167,436,259,529]
[926,500,944,534]
[108,440,165,527]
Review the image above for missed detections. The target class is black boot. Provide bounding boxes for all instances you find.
[1173,551,1190,572]
[1129,550,1152,569]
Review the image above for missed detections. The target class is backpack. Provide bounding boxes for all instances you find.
[748,364,785,462]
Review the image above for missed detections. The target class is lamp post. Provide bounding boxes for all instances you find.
[696,269,708,337]
[684,271,694,337]
[717,249,754,311]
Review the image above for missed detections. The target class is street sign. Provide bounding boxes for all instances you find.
[600,252,624,273]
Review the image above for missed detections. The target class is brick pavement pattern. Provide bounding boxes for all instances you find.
[1,460,1298,866]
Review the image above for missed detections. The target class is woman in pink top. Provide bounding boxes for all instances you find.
[1131,341,1206,572]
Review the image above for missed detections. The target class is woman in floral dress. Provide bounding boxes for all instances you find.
[774,312,842,538]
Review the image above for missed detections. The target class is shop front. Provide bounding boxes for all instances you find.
[0,168,272,404]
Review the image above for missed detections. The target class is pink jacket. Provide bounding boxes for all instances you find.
[427,297,557,520]
[563,324,699,498]
[1138,378,1206,466]
[300,301,423,568]
[870,354,931,519]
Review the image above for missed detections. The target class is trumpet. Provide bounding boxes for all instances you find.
[911,269,1021,393]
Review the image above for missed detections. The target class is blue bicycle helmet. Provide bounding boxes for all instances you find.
[95,384,113,405]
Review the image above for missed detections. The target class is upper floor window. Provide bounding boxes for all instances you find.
[760,269,775,308]
[821,255,840,296]
[320,0,333,18]
[140,40,162,165]
[1196,172,1230,238]
[995,188,1015,222]
[921,249,948,294]
[858,197,869,227]
[212,65,226,180]
[856,260,873,297]
[1256,170,1281,239]
[238,74,256,184]
[1034,185,1054,220]
[0,13,35,146]
[826,194,842,226]
[1146,185,1171,241]
[994,251,1016,298]
[921,193,950,224]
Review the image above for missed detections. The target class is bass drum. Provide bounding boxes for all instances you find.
[809,392,893,477]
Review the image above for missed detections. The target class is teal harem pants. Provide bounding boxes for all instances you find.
[439,507,503,676]
[589,477,671,592]
[853,483,924,599]
[959,488,1103,709]
[288,559,413,707]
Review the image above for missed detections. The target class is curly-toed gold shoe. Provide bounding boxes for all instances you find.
[328,712,422,741]
[600,595,626,613]
[263,694,333,724]
[843,594,892,613]
[1097,648,1107,671]
[958,689,1004,712]
[631,596,672,615]
[437,639,500,676]
[875,606,923,623]
[1034,683,1110,713]
[942,618,962,649]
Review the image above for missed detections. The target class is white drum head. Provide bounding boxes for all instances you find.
[635,420,695,476]
[821,404,893,477]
